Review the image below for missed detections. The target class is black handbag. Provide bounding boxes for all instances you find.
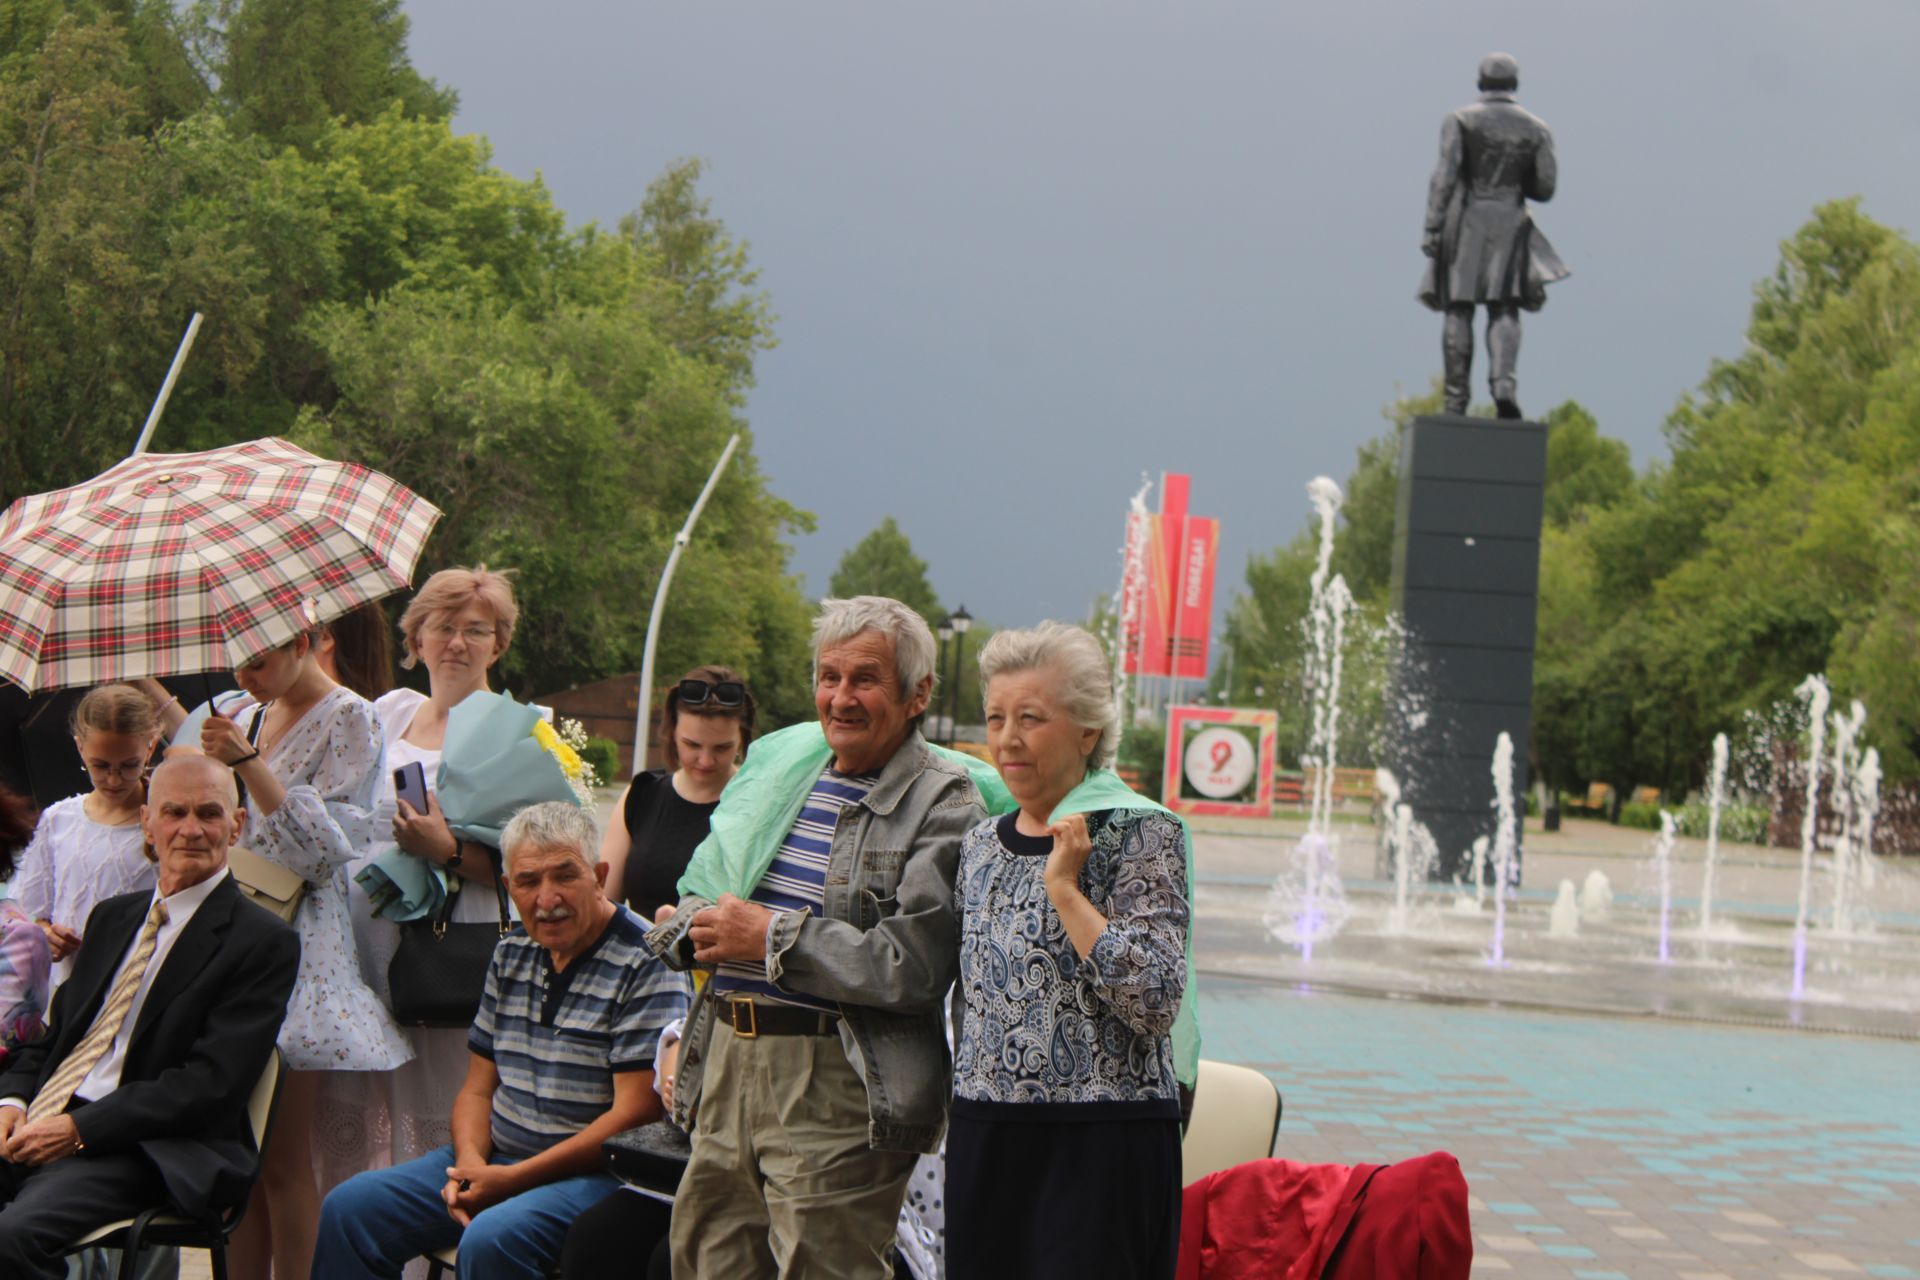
[388,851,513,1028]
[602,1121,692,1195]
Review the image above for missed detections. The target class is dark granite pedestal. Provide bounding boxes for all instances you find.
[1388,413,1545,881]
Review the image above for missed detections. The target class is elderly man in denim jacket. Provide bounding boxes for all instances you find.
[647,596,985,1279]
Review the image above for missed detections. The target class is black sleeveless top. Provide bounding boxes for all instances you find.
[620,770,722,920]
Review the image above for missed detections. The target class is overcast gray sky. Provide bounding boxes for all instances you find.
[403,0,1920,641]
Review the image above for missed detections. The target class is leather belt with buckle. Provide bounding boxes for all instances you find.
[723,996,840,1039]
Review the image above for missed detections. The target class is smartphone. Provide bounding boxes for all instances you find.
[393,761,429,815]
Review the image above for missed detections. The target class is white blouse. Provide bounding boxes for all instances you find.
[11,795,155,992]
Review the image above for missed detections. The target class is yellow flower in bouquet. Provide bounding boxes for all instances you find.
[533,717,600,805]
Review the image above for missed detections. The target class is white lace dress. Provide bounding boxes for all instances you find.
[11,796,155,994]
[319,688,509,1194]
[245,686,412,1072]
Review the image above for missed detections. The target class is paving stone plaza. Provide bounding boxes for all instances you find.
[1196,818,1920,1278]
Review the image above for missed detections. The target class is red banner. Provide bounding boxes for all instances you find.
[1172,516,1218,679]
[1120,474,1217,679]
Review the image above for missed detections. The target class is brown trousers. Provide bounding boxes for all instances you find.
[670,1024,919,1279]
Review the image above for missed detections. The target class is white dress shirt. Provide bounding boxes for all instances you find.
[0,867,231,1114]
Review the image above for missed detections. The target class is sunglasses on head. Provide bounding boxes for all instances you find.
[677,678,746,709]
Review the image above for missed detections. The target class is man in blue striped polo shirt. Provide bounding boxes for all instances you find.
[314,802,689,1280]
[651,596,988,1279]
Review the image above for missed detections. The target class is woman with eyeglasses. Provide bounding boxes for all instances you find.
[601,665,756,921]
[321,567,526,1196]
[10,684,162,994]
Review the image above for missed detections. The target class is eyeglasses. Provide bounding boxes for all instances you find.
[80,760,152,781]
[677,679,746,709]
[429,624,497,645]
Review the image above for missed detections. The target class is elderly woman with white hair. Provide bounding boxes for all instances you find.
[946,621,1192,1280]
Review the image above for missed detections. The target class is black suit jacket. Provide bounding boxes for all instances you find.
[0,873,299,1214]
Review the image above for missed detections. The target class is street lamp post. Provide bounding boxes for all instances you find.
[935,615,954,744]
[945,605,972,747]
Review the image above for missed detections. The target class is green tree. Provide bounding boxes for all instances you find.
[828,517,942,623]
[1542,401,1632,527]
[213,0,453,150]
[0,10,823,726]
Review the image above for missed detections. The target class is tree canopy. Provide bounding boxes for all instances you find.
[0,5,819,724]
[828,517,942,623]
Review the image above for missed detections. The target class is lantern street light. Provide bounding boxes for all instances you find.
[945,605,972,747]
[934,615,954,743]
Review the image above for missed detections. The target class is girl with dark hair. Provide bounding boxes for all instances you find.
[601,664,757,920]
[318,598,396,700]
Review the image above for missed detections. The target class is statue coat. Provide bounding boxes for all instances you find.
[1419,91,1568,312]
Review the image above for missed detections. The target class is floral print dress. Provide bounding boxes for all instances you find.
[246,685,411,1072]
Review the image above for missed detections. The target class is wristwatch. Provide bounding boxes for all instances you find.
[446,841,464,869]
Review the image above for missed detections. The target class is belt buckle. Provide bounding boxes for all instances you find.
[727,996,758,1039]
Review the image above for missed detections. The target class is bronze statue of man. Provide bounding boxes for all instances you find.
[1420,52,1568,418]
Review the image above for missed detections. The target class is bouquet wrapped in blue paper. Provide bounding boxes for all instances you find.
[356,690,590,921]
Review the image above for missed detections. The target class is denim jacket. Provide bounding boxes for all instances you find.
[644,730,983,1154]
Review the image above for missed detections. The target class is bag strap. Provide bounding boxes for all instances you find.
[234,705,265,811]
[431,844,513,939]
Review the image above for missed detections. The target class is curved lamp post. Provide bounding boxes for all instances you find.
[631,434,741,770]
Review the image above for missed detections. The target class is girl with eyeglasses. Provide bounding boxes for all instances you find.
[11,684,163,994]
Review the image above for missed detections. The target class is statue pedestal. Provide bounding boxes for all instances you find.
[1388,413,1545,882]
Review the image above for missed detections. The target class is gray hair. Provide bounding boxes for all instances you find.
[977,621,1119,770]
[812,596,938,697]
[501,801,600,869]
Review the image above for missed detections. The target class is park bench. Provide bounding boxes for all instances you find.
[1565,781,1615,817]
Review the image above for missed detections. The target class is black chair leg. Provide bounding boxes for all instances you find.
[211,1244,229,1280]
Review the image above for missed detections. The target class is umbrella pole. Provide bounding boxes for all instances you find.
[631,433,740,775]
[131,312,204,457]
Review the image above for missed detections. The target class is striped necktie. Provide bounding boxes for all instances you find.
[28,899,169,1122]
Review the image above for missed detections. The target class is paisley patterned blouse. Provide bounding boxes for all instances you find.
[954,808,1189,1108]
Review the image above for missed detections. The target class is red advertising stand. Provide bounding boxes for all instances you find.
[1162,704,1279,818]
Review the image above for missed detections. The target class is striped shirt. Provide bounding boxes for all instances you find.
[468,906,689,1161]
[711,765,878,1013]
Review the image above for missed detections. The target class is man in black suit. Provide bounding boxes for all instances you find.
[0,754,299,1278]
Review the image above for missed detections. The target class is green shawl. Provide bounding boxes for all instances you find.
[676,722,1201,1084]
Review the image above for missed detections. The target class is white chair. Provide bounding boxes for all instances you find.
[1181,1058,1283,1184]
[59,1048,285,1280]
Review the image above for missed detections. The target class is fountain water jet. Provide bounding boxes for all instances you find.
[1452,837,1490,912]
[1790,675,1830,1000]
[1697,732,1729,934]
[1579,870,1613,925]
[1263,477,1354,958]
[1487,732,1517,967]
[1108,475,1153,746]
[1653,810,1676,964]
[1548,880,1580,937]
[1854,747,1882,903]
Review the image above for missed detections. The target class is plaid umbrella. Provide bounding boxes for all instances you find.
[0,437,441,692]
